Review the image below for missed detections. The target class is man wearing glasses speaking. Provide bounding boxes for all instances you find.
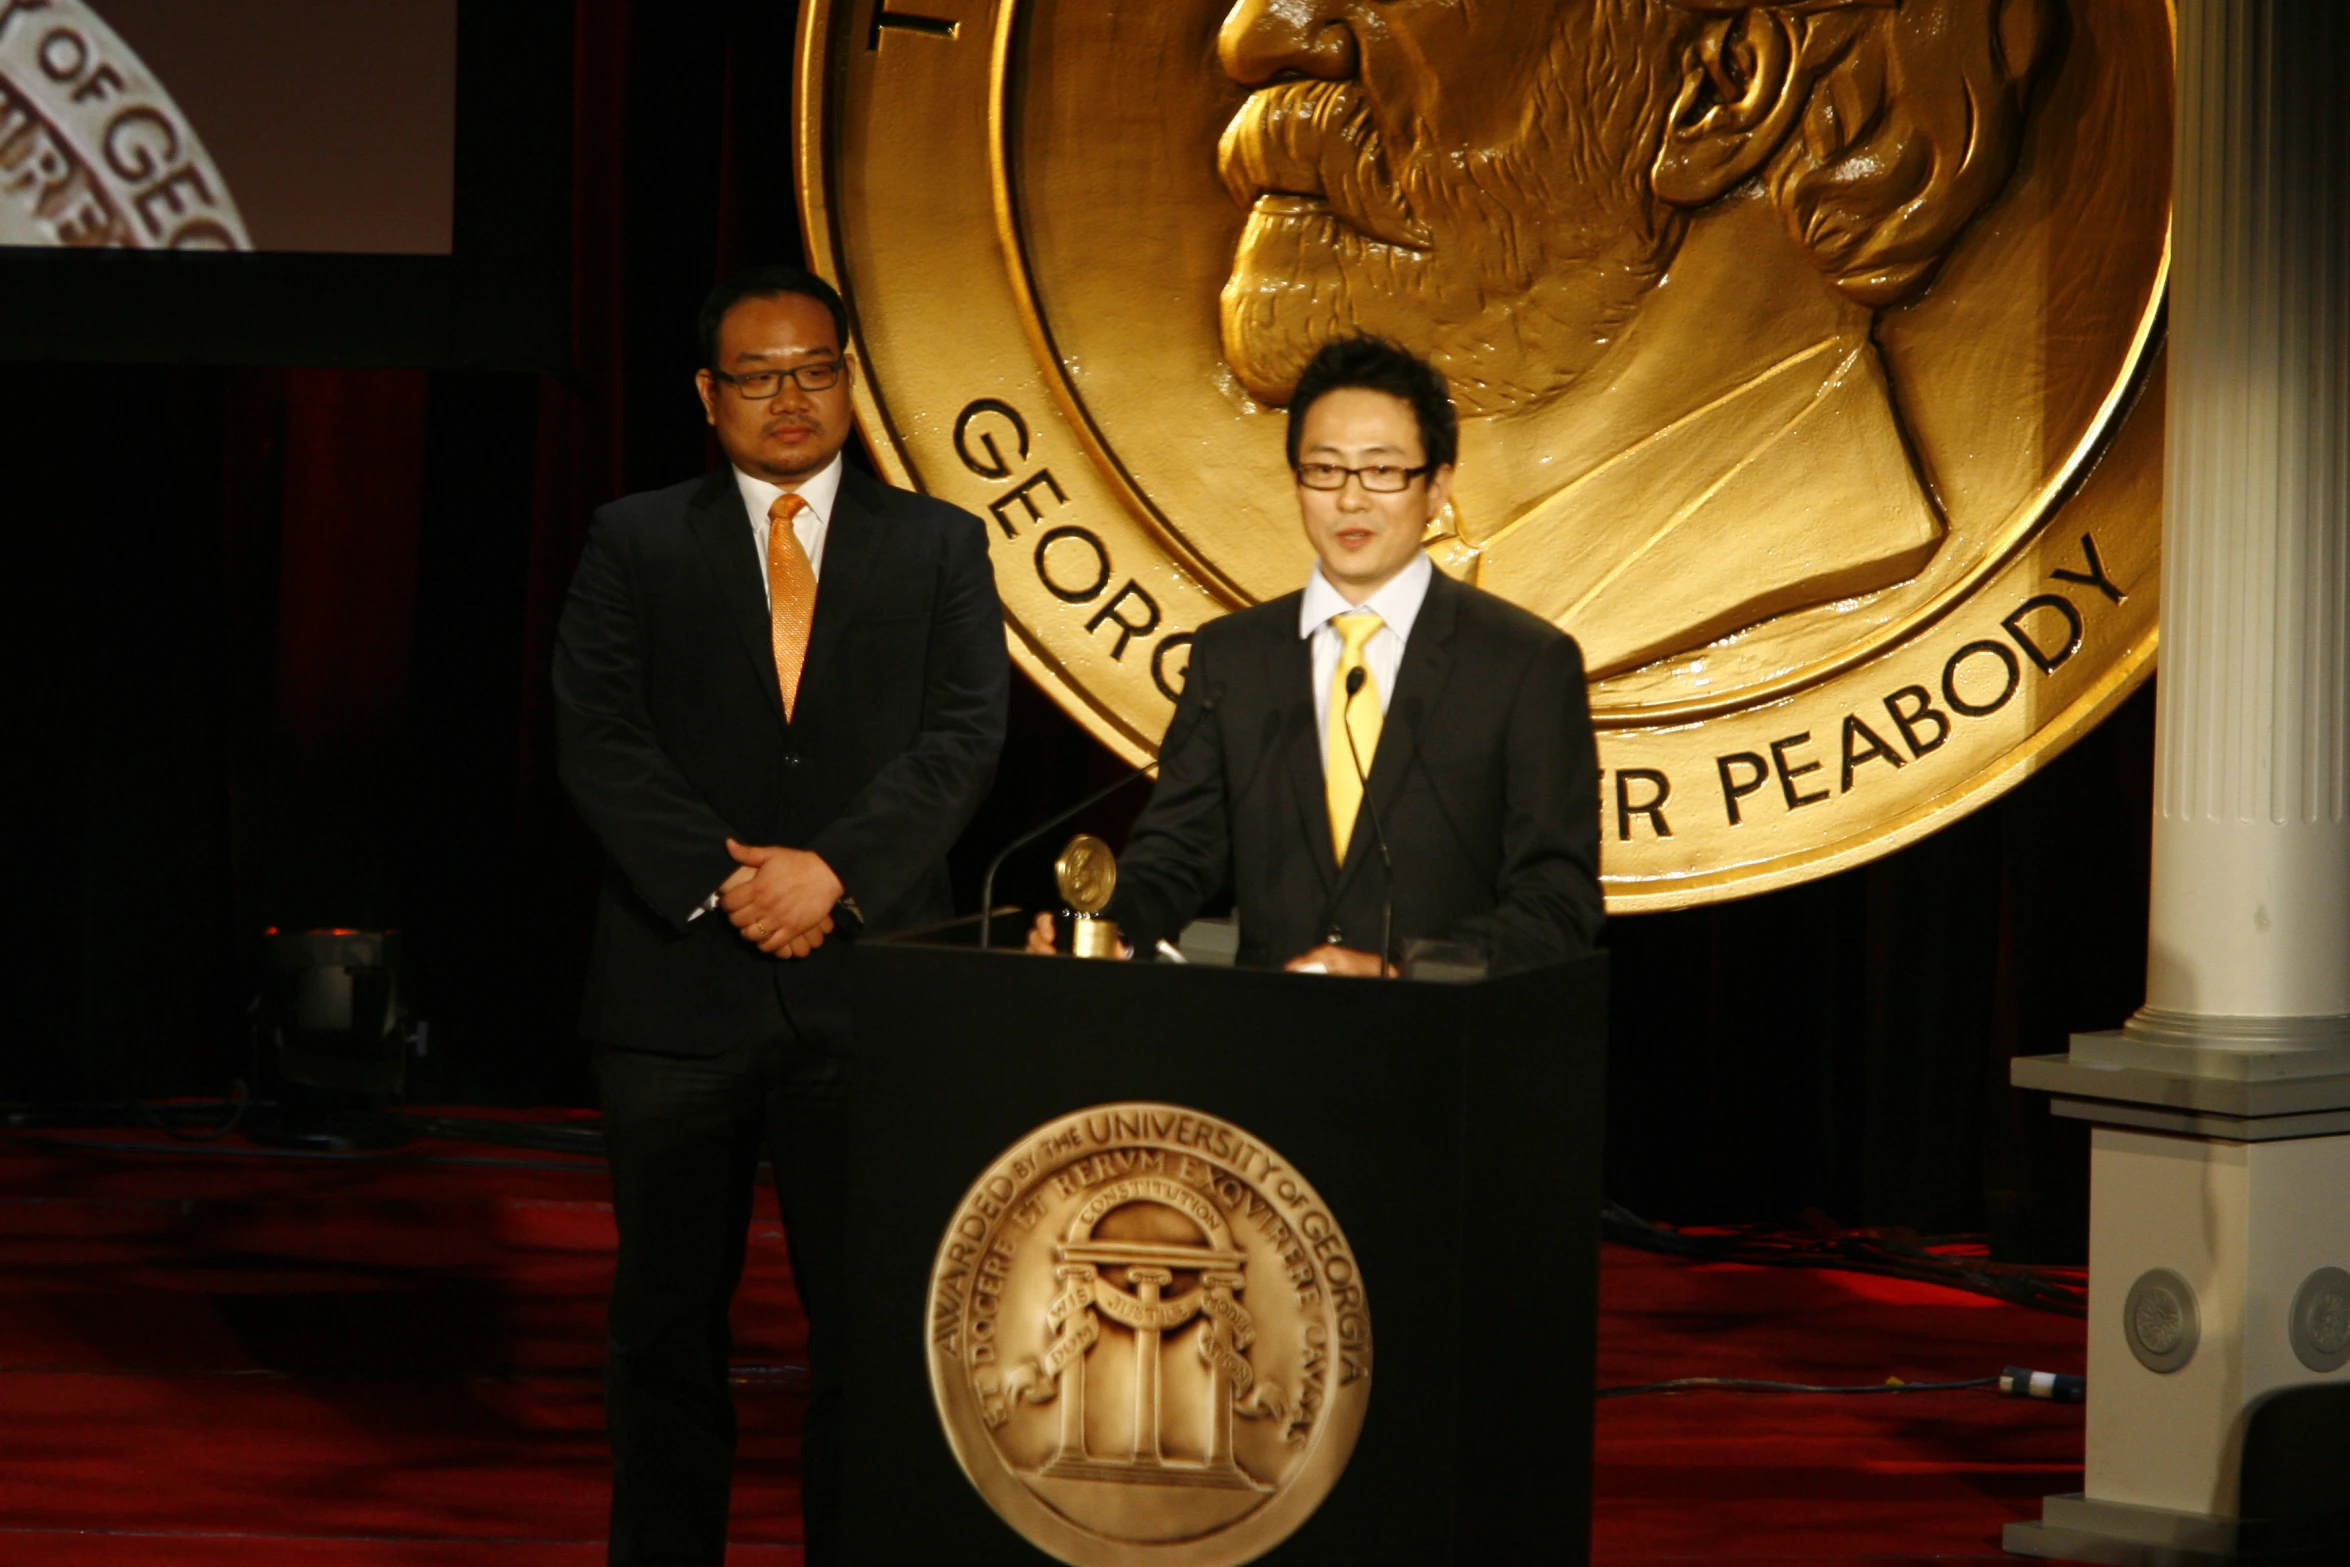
[555,265,1008,1565]
[1031,336,1602,976]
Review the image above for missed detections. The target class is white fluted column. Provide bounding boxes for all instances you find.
[2115,0,2349,1075]
[2009,6,2349,1560]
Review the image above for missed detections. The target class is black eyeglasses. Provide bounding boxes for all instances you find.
[712,361,844,399]
[1294,461,1433,493]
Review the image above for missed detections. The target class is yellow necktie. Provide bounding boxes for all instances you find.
[1325,611,1384,865]
[768,492,818,718]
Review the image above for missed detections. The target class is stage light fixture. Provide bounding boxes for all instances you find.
[250,928,413,1151]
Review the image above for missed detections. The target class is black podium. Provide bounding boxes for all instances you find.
[844,939,1608,1566]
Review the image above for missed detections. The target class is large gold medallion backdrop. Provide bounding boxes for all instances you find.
[926,1104,1371,1567]
[799,0,2171,909]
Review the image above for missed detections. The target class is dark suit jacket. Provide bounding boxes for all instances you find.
[1104,569,1602,973]
[553,464,1008,1053]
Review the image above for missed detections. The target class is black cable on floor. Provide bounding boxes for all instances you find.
[1599,1375,1999,1398]
[135,1088,252,1144]
[390,1113,606,1158]
[2,1105,604,1160]
[1600,1202,2088,1317]
[1599,1366,2084,1402]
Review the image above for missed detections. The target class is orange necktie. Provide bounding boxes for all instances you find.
[767,493,818,718]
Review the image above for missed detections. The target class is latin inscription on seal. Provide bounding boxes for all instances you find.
[927,1103,1371,1567]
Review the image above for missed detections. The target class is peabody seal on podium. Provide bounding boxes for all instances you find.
[927,1103,1372,1566]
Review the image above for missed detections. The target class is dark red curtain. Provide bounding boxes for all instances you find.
[0,0,2146,1259]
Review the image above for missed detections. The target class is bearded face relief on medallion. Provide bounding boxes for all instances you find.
[976,0,2164,719]
[1214,0,2051,678]
[804,0,2167,906]
[927,1105,1370,1567]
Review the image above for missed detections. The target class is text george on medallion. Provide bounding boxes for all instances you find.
[0,0,250,250]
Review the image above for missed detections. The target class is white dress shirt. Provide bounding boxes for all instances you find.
[732,452,844,594]
[686,453,848,923]
[1298,550,1433,766]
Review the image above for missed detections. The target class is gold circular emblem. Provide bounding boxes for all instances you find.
[1054,832,1118,915]
[799,0,2170,909]
[0,0,250,250]
[926,1102,1371,1566]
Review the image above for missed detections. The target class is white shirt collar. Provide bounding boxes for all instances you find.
[1297,548,1435,641]
[732,450,845,531]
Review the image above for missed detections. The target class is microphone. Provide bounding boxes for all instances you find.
[976,680,1227,950]
[1338,666,1395,975]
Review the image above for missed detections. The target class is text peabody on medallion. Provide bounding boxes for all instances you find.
[801,0,2171,908]
[927,1103,1371,1567]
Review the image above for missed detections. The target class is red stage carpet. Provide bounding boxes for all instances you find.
[0,1128,2084,1564]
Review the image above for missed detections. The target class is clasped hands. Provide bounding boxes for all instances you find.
[720,838,843,958]
[1022,913,1387,976]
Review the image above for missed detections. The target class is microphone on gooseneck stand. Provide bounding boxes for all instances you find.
[1341,666,1396,976]
[975,680,1228,950]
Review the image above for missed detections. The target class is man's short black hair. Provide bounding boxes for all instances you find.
[1284,336,1458,473]
[699,265,850,369]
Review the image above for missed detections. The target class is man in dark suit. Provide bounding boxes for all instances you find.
[1033,336,1600,974]
[555,264,1008,1565]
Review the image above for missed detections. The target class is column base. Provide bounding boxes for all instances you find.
[2011,1042,2350,1140]
[2008,1045,2349,1559]
[2008,1493,2235,1564]
[2106,1009,2350,1082]
[2007,1492,2346,1564]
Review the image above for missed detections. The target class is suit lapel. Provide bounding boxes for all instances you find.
[685,469,787,734]
[1367,570,1458,825]
[1271,619,1338,889]
[798,467,888,710]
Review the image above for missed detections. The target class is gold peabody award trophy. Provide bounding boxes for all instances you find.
[1054,834,1124,960]
[804,1,2172,1562]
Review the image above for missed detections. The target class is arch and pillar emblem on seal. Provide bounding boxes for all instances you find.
[928,1103,1371,1566]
